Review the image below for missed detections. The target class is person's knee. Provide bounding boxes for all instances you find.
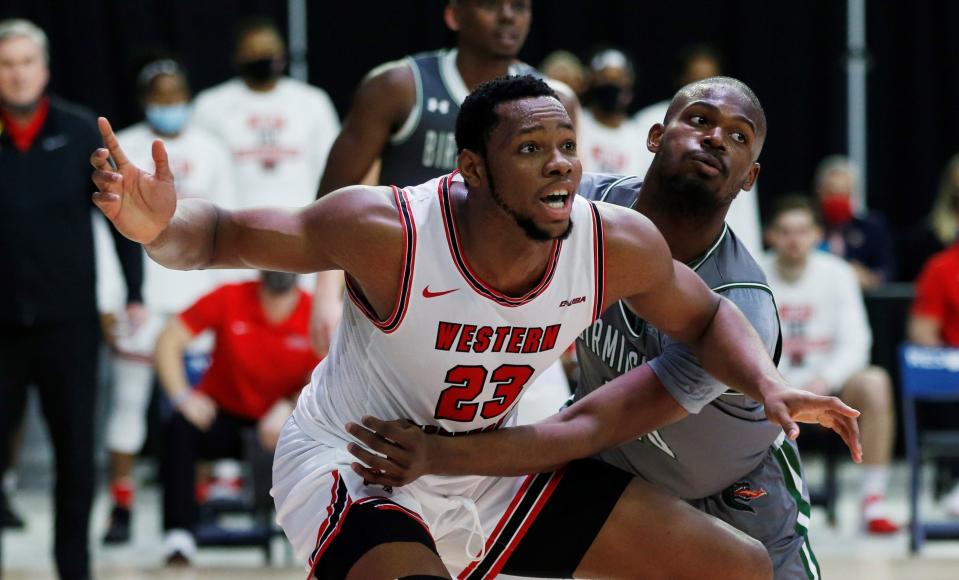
[730,537,772,580]
[844,366,892,409]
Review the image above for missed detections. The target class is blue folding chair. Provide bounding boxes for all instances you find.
[899,344,959,552]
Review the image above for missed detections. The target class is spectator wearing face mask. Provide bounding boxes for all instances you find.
[813,155,896,288]
[157,272,320,565]
[95,55,237,545]
[576,48,648,176]
[191,17,339,210]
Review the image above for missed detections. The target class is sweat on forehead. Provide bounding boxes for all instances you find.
[666,76,767,137]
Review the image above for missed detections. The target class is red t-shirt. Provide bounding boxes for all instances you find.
[912,243,959,347]
[179,281,320,419]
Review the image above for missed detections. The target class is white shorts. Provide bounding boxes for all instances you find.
[271,417,564,577]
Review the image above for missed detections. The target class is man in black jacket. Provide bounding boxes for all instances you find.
[0,19,143,580]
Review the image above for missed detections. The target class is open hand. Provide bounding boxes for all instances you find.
[345,417,435,487]
[763,387,863,462]
[91,117,177,244]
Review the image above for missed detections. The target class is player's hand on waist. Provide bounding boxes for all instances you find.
[346,416,436,487]
[763,387,863,463]
[91,117,177,244]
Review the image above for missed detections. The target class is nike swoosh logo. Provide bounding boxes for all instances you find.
[422,286,459,298]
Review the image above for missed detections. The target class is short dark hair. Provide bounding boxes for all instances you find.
[233,16,282,51]
[768,194,819,226]
[455,74,557,156]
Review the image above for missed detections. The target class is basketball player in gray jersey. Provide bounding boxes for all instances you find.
[348,77,854,579]
[316,0,575,195]
[575,173,816,579]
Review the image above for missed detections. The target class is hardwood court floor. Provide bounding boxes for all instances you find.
[3,461,959,579]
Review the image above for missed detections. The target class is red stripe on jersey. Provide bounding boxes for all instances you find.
[344,186,416,333]
[439,173,562,307]
[589,202,607,321]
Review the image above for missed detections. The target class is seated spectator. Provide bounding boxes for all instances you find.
[98,54,236,545]
[909,214,959,516]
[764,196,899,534]
[539,49,588,98]
[156,272,319,565]
[576,48,648,176]
[899,153,959,280]
[813,155,896,287]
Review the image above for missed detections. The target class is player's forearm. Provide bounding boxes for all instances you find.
[314,269,345,301]
[145,198,221,270]
[908,316,943,347]
[428,416,603,476]
[690,297,786,403]
[154,330,192,403]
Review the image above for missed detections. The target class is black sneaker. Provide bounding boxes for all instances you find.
[0,501,25,529]
[102,505,131,544]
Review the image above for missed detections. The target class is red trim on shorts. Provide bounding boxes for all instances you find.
[353,496,433,538]
[457,469,566,580]
[483,471,564,578]
[306,471,352,579]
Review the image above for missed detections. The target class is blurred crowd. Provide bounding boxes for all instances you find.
[1,3,959,578]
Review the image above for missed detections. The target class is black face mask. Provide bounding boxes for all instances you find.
[238,57,281,84]
[261,271,298,294]
[589,83,627,115]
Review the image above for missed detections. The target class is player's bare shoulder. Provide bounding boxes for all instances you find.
[307,184,402,238]
[593,200,674,302]
[354,59,418,128]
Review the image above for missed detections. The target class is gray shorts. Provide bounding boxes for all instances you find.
[687,435,821,580]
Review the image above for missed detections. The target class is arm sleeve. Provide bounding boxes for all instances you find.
[647,286,780,413]
[178,285,228,335]
[818,263,872,389]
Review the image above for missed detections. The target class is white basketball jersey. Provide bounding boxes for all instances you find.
[293,172,606,445]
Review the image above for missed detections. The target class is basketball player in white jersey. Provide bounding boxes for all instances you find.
[90,76,858,579]
[312,0,577,417]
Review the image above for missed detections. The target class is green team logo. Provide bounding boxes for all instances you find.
[722,480,767,514]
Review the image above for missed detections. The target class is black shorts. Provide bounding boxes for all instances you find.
[312,458,632,579]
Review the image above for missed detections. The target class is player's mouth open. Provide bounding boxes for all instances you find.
[540,190,570,210]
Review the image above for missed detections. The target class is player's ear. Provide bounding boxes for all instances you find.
[444,4,461,32]
[458,149,485,189]
[741,163,761,191]
[647,123,664,153]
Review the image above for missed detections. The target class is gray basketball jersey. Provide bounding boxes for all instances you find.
[576,173,784,499]
[379,49,538,187]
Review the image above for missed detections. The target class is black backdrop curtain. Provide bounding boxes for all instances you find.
[2,0,957,237]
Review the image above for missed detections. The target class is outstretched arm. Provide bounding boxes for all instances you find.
[91,118,404,290]
[600,203,861,442]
